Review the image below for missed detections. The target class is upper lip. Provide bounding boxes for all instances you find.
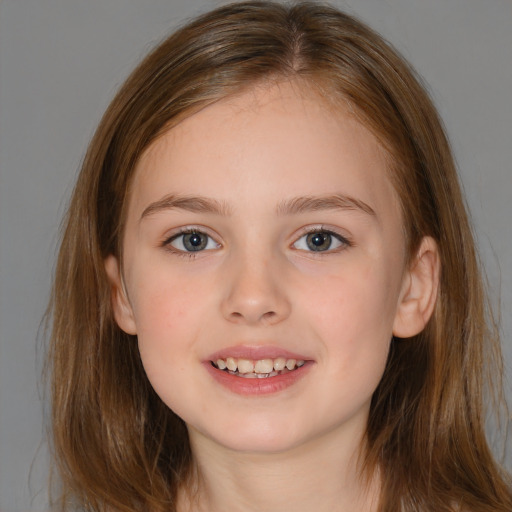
[207,345,311,362]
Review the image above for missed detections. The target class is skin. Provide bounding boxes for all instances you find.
[106,81,439,512]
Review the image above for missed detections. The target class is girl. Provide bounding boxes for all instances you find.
[47,2,512,511]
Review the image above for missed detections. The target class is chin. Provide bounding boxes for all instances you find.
[193,415,315,455]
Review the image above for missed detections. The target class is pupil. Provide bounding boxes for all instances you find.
[307,232,331,251]
[189,234,202,246]
[312,234,324,246]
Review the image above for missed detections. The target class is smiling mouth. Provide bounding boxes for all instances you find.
[211,357,306,379]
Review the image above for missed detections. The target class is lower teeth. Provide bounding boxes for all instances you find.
[224,368,292,378]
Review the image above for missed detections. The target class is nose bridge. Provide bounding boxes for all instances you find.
[220,242,291,325]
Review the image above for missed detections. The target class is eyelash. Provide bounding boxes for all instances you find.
[292,227,352,254]
[162,228,220,259]
[161,226,352,258]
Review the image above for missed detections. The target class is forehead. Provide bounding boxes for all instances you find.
[129,81,399,221]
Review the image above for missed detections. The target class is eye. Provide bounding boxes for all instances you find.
[293,230,348,252]
[167,230,220,252]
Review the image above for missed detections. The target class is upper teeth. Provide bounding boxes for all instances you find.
[215,357,305,374]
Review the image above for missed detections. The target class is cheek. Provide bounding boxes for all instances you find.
[302,258,399,369]
[285,260,399,429]
[135,286,192,340]
[128,251,211,335]
[129,279,209,415]
[127,268,209,379]
[311,262,397,329]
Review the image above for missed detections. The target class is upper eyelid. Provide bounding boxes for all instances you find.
[288,228,353,258]
[298,232,349,246]
[161,229,221,258]
[162,225,220,245]
[293,225,352,244]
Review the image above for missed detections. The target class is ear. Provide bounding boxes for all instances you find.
[393,236,440,338]
[104,255,137,335]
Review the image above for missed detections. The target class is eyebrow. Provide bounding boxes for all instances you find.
[140,192,376,220]
[140,194,232,220]
[276,194,376,217]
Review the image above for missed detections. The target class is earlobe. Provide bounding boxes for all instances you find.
[392,236,440,338]
[104,255,137,335]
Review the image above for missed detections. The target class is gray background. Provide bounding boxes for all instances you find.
[0,0,511,510]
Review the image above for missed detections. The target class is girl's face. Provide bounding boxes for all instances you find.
[107,81,437,454]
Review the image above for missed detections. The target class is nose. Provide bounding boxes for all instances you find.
[220,251,291,326]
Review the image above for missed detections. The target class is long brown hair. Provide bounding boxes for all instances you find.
[47,2,511,510]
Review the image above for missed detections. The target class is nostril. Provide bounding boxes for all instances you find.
[228,309,277,324]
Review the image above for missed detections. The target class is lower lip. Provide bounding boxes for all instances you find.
[203,361,312,396]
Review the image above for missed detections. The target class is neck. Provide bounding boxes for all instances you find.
[178,426,380,512]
